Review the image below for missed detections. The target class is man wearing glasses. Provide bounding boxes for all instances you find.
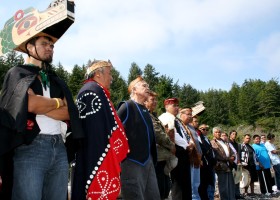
[198,124,216,200]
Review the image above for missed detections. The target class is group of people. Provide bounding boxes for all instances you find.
[139,92,280,200]
[239,133,280,197]
[212,130,280,199]
[1,1,280,200]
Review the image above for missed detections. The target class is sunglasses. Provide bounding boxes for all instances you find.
[200,128,208,131]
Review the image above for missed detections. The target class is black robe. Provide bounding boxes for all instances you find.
[0,64,84,199]
[71,80,128,200]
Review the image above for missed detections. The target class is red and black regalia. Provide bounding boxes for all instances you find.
[71,80,129,200]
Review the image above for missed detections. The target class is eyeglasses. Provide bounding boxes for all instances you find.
[200,128,208,131]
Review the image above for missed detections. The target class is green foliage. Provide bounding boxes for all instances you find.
[3,50,24,67]
[0,58,9,91]
[0,51,24,91]
[53,62,70,83]
[68,64,86,98]
[127,62,142,84]
[179,83,200,108]
[143,64,159,91]
[226,82,241,125]
[256,79,280,118]
[199,89,229,126]
[238,79,265,124]
[154,75,173,114]
[110,68,128,108]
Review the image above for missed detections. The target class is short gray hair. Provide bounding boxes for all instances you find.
[212,126,221,134]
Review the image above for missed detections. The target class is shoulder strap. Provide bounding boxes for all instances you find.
[117,101,130,124]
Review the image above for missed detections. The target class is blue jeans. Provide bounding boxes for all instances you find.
[12,134,68,200]
[207,171,216,200]
[273,164,280,190]
[191,166,201,200]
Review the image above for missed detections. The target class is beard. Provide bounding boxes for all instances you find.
[44,54,53,63]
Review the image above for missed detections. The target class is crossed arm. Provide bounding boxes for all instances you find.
[27,88,70,121]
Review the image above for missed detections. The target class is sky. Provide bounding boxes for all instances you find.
[1,0,280,91]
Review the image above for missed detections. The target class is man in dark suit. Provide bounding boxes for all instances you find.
[198,124,216,200]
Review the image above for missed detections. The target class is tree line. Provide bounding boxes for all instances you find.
[1,51,280,138]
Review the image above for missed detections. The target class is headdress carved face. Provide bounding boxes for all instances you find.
[0,0,75,55]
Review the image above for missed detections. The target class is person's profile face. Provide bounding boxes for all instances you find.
[230,132,237,140]
[166,103,179,116]
[134,81,150,99]
[98,66,112,90]
[145,95,157,111]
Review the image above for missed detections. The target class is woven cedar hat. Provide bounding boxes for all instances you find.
[0,0,75,56]
[85,60,113,78]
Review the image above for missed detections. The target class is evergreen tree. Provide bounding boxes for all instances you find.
[257,79,280,117]
[68,64,86,98]
[172,81,181,101]
[179,83,200,108]
[54,62,70,83]
[0,51,24,91]
[0,57,9,91]
[154,75,174,114]
[200,89,229,126]
[3,50,24,67]
[227,82,241,125]
[143,64,159,91]
[110,68,128,108]
[127,62,142,84]
[238,79,265,124]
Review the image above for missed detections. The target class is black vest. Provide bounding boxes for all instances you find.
[117,100,157,166]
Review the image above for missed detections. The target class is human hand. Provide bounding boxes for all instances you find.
[167,129,175,142]
[187,142,194,151]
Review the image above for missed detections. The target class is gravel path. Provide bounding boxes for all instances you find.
[165,182,280,200]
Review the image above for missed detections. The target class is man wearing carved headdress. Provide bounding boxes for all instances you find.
[71,60,129,200]
[0,1,84,199]
[159,98,194,200]
[117,77,160,200]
